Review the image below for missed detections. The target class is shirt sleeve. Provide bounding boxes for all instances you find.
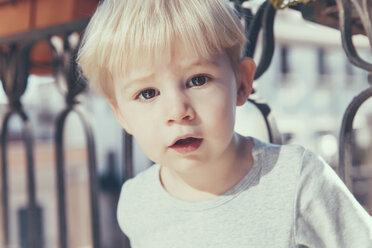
[294,150,372,247]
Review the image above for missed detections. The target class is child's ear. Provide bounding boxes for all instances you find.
[108,99,132,134]
[236,58,256,106]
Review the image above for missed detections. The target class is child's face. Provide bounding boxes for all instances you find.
[110,47,254,173]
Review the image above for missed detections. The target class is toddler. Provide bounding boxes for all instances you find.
[77,0,372,247]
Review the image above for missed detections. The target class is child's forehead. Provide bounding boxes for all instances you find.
[119,44,223,79]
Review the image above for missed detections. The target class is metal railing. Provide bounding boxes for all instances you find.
[51,31,100,248]
[336,0,372,189]
[0,0,371,247]
[1,40,42,248]
[0,18,102,248]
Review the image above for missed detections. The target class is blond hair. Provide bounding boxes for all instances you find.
[77,0,246,103]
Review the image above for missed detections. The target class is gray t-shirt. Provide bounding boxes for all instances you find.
[117,138,372,247]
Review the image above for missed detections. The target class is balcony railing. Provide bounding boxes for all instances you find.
[0,0,371,247]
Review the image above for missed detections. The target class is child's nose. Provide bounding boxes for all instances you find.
[163,93,195,125]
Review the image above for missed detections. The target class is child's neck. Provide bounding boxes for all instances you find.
[160,134,254,202]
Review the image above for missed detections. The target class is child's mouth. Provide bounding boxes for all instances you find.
[170,137,203,154]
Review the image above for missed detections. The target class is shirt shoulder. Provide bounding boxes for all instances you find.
[117,164,161,234]
[293,149,372,247]
[251,137,307,179]
[120,164,160,194]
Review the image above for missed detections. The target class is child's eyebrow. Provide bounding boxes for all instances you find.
[120,58,220,93]
[121,72,156,93]
[181,58,220,71]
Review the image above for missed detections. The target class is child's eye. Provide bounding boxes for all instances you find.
[186,75,210,87]
[137,88,159,100]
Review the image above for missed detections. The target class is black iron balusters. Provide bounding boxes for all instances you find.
[336,0,372,188]
[50,32,101,248]
[0,34,101,248]
[339,88,372,188]
[1,1,370,247]
[233,0,282,144]
[0,18,100,248]
[0,42,42,248]
[244,0,277,81]
[0,16,137,248]
[123,131,134,182]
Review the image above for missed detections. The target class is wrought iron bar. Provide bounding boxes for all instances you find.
[50,32,100,248]
[123,131,133,182]
[248,98,282,144]
[75,106,100,248]
[22,115,40,248]
[233,0,281,144]
[244,0,277,80]
[54,105,100,248]
[339,88,372,188]
[0,16,100,248]
[0,18,90,46]
[244,2,267,58]
[0,42,40,248]
[254,1,276,80]
[54,107,69,248]
[1,110,41,248]
[0,0,16,7]
[336,0,372,72]
[336,0,372,186]
[1,112,11,245]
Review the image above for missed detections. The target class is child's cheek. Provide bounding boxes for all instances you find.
[201,86,236,133]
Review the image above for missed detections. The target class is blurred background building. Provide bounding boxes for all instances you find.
[0,0,372,248]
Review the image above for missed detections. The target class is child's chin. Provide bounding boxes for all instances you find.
[166,159,209,174]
